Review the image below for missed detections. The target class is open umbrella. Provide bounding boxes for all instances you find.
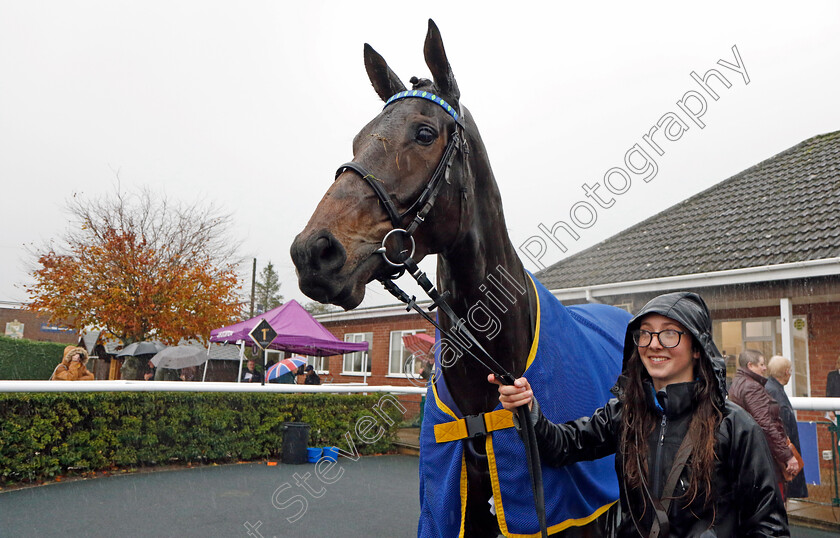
[150,345,208,369]
[116,341,166,357]
[402,333,435,380]
[265,356,308,382]
[402,333,435,357]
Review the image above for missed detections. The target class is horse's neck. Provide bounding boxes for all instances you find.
[436,171,536,416]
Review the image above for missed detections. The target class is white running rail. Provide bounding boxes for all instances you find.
[0,380,428,394]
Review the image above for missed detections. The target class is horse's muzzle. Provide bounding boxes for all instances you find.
[290,229,348,301]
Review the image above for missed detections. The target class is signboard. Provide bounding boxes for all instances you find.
[40,323,75,333]
[248,319,277,349]
[5,321,24,339]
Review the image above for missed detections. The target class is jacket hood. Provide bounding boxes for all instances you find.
[63,345,90,365]
[622,292,728,403]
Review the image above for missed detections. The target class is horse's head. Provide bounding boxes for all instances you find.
[291,20,471,309]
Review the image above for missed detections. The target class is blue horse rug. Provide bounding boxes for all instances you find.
[417,274,631,537]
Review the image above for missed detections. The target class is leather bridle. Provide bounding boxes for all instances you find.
[334,91,464,268]
[333,90,549,538]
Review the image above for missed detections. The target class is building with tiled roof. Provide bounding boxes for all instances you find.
[537,130,840,292]
[534,130,840,392]
[317,131,840,401]
[533,131,840,497]
[313,130,840,499]
[312,131,840,377]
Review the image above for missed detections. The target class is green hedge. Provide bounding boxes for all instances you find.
[0,392,405,484]
[0,335,69,380]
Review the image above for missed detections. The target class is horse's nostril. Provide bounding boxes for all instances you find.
[309,231,346,272]
[315,236,331,260]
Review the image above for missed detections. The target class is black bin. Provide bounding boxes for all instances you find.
[282,422,310,464]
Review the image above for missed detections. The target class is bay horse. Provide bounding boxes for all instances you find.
[291,20,629,537]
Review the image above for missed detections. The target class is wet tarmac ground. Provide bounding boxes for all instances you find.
[0,455,419,538]
[0,454,835,537]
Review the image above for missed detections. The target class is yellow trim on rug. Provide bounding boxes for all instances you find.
[458,456,468,538]
[488,440,618,538]
[431,370,468,536]
[486,433,508,534]
[542,501,617,536]
[431,375,459,420]
[431,273,548,537]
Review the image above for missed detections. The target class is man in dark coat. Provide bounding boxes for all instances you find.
[827,355,840,397]
[304,365,321,385]
[241,359,264,383]
[729,349,799,495]
[766,355,808,499]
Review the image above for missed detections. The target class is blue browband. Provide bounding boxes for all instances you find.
[384,90,462,126]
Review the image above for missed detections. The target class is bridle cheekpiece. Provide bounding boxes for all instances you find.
[334,89,465,267]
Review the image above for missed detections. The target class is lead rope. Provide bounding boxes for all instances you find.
[378,257,547,538]
[343,93,546,536]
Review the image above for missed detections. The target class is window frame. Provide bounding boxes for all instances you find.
[388,329,426,377]
[342,332,372,376]
[712,315,809,397]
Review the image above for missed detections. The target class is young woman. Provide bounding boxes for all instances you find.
[490,292,788,537]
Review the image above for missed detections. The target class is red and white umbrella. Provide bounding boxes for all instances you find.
[402,333,435,357]
[265,356,308,381]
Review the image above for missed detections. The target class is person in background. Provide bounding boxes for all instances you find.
[491,292,788,536]
[154,367,181,381]
[179,365,198,382]
[241,359,263,383]
[826,355,840,424]
[144,359,156,381]
[50,346,95,381]
[304,365,320,385]
[276,370,297,384]
[766,355,808,499]
[729,349,798,500]
[827,355,840,398]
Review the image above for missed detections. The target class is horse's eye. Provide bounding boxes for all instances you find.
[415,126,437,146]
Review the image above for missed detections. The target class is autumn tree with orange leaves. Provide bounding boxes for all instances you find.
[27,187,243,345]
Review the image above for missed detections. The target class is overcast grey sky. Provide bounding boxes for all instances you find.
[2,1,839,311]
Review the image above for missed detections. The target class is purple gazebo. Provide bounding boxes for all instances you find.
[209,299,368,382]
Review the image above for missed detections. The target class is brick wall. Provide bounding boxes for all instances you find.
[321,313,435,387]
[0,307,77,344]
[323,297,840,478]
[712,301,840,397]
[803,302,840,397]
[322,299,840,396]
[713,300,840,482]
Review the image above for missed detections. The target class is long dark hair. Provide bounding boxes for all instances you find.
[619,342,724,507]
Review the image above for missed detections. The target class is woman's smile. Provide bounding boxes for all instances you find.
[638,314,700,390]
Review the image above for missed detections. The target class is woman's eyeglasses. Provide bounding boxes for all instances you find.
[632,329,685,348]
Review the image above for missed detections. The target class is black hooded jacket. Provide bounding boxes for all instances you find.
[530,292,789,537]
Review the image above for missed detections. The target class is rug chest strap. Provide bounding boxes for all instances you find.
[434,409,515,443]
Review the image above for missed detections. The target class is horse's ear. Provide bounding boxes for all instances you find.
[423,19,460,103]
[364,43,407,103]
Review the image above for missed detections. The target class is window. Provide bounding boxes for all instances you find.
[612,303,633,313]
[389,330,425,376]
[712,316,809,396]
[307,355,328,372]
[264,349,282,365]
[343,333,372,375]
